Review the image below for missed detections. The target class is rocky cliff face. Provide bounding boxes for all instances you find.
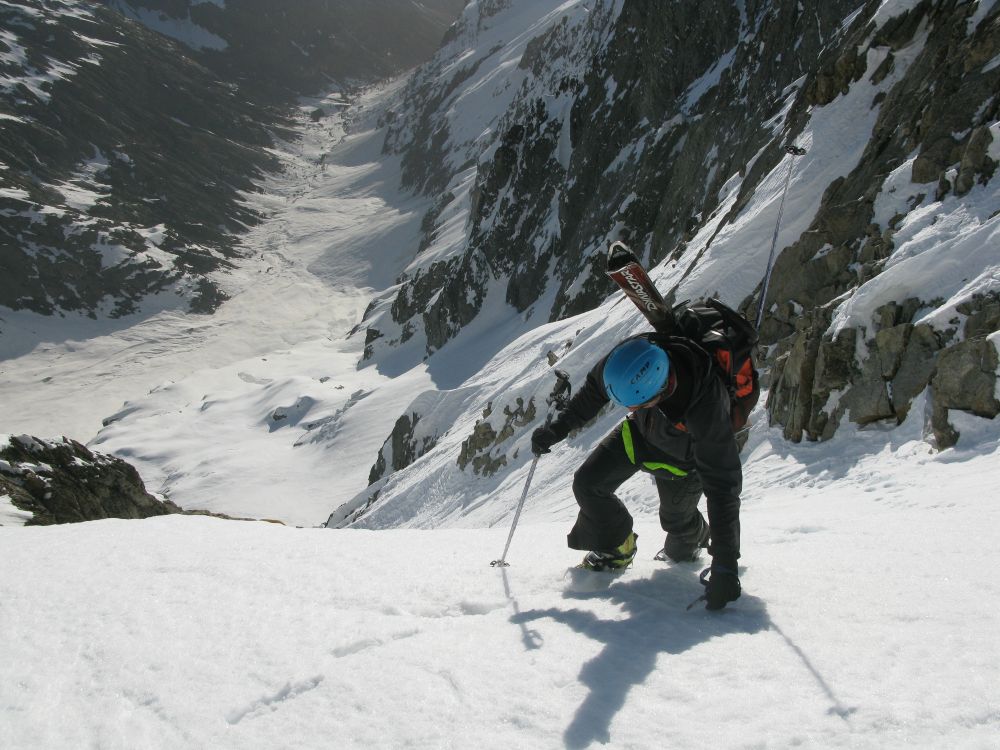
[364,0,865,359]
[0,434,182,525]
[359,0,999,458]
[762,1,1000,446]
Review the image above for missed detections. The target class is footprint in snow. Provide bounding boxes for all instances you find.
[226,675,325,725]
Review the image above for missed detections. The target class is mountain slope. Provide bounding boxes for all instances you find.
[2,0,997,530]
[2,4,999,745]
[359,0,1000,448]
[0,0,464,322]
[322,0,1000,529]
[46,0,993,531]
[20,83,438,522]
[0,0,291,318]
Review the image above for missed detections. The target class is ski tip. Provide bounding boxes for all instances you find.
[607,240,637,271]
[608,240,630,253]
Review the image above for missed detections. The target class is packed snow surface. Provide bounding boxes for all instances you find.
[2,415,999,748]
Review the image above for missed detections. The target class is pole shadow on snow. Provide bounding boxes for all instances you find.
[511,567,769,749]
[501,567,544,651]
[769,620,858,720]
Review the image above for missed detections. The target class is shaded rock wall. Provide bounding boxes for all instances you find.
[764,1,1000,444]
[0,435,181,525]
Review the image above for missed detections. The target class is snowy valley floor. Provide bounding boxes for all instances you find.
[2,422,999,749]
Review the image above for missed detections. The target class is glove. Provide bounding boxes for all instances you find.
[531,425,561,456]
[703,564,741,610]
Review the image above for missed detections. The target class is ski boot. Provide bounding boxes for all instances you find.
[655,521,709,563]
[580,532,638,571]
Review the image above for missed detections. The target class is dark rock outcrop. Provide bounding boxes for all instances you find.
[0,434,258,525]
[769,292,1000,444]
[368,412,440,485]
[0,435,181,525]
[456,397,536,477]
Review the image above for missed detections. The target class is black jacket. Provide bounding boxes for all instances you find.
[550,333,742,567]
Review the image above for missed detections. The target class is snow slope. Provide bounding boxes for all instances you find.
[2,411,998,748]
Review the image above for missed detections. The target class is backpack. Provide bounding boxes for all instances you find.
[674,299,760,433]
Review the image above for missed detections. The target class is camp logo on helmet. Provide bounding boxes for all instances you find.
[603,338,670,408]
[630,360,651,385]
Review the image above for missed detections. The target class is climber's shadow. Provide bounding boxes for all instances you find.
[511,567,770,749]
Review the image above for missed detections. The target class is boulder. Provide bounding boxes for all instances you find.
[0,435,181,525]
[960,294,1000,341]
[810,329,860,439]
[930,339,1000,448]
[767,305,835,442]
[889,325,943,420]
[457,397,537,477]
[368,413,440,485]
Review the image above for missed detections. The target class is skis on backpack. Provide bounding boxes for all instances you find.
[604,241,761,435]
[606,241,675,334]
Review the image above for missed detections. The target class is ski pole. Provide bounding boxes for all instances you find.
[490,370,571,567]
[490,454,539,568]
[755,144,806,330]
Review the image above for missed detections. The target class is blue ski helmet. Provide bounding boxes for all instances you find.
[603,338,670,408]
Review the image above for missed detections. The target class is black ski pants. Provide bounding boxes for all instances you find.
[567,424,705,552]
